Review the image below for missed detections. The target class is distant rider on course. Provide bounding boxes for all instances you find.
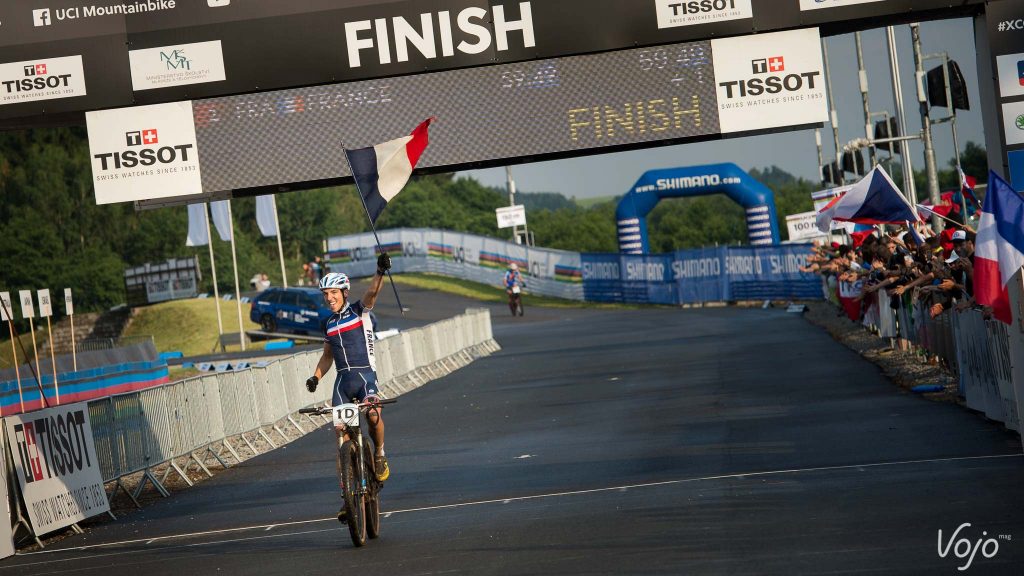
[504,262,525,316]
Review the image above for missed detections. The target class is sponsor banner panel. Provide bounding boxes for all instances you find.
[0,441,13,559]
[327,229,820,304]
[1000,100,1024,147]
[655,0,753,29]
[0,55,86,106]
[581,253,625,303]
[129,40,227,91]
[995,51,1024,99]
[87,101,202,204]
[673,246,727,303]
[5,402,110,535]
[711,27,827,133]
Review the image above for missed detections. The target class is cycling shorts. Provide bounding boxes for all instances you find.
[333,369,379,406]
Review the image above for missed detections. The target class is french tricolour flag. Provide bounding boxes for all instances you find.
[974,171,1024,324]
[816,165,917,233]
[346,118,434,224]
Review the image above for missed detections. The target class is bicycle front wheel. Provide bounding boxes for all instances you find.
[340,441,367,547]
[364,443,381,539]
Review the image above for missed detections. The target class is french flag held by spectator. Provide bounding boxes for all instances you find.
[346,118,434,224]
[974,171,1024,324]
[816,165,917,232]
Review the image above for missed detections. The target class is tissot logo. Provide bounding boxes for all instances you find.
[720,54,817,99]
[93,129,192,171]
[751,56,784,74]
[125,129,158,146]
[2,61,73,94]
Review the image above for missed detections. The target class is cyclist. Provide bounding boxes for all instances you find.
[306,252,392,493]
[504,262,525,316]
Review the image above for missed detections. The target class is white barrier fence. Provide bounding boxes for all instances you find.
[85,308,498,505]
[872,277,1024,436]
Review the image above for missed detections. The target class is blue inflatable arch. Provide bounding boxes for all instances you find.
[616,162,781,254]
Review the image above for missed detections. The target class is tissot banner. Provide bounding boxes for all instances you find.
[87,101,202,204]
[0,55,86,106]
[654,0,754,29]
[5,402,110,535]
[710,27,827,133]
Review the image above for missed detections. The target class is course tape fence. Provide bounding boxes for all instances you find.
[326,228,822,305]
[86,308,498,504]
[866,282,1024,436]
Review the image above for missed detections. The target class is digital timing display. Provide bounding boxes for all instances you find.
[192,39,720,195]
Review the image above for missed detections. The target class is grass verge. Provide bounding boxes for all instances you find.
[123,298,263,357]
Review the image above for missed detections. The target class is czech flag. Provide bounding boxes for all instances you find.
[346,118,434,224]
[816,166,917,232]
[975,171,1024,324]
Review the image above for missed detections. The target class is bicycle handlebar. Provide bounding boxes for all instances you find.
[298,398,397,415]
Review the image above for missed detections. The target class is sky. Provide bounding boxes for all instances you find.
[457,17,985,200]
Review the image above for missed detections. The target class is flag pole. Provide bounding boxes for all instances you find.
[916,206,976,231]
[1,293,24,409]
[225,200,247,350]
[271,194,289,289]
[204,203,224,337]
[6,296,48,410]
[340,144,405,315]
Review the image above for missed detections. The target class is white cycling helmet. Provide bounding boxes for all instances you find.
[319,272,350,291]
[509,263,519,271]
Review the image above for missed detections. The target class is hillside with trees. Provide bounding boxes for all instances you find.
[0,126,987,315]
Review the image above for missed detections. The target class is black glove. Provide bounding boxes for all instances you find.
[305,376,318,393]
[377,252,392,275]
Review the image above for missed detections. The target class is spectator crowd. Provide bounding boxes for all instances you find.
[801,222,984,324]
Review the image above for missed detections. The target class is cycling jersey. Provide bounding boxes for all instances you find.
[504,270,523,288]
[322,300,376,373]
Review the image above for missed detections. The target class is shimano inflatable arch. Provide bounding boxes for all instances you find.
[616,163,781,254]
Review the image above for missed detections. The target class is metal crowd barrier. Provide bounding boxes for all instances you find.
[88,308,499,504]
[873,288,1022,435]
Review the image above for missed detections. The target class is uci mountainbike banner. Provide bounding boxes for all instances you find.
[4,402,110,535]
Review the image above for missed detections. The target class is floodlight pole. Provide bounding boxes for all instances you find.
[821,38,843,184]
[886,25,917,205]
[911,23,942,232]
[505,166,519,244]
[854,32,877,168]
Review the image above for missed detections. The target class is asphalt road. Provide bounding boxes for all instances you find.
[2,289,1022,575]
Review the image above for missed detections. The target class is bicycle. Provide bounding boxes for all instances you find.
[299,397,396,547]
[508,285,524,316]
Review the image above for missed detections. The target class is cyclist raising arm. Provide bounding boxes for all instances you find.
[306,252,392,494]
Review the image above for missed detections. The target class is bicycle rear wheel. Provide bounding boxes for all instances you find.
[340,441,366,547]
[364,443,381,539]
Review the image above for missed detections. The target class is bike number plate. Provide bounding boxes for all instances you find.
[512,286,521,294]
[332,404,359,427]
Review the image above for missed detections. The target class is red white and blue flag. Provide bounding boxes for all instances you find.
[346,118,434,224]
[974,171,1024,324]
[816,166,917,232]
[955,166,981,215]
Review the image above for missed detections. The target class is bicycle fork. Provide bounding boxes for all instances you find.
[342,426,368,497]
